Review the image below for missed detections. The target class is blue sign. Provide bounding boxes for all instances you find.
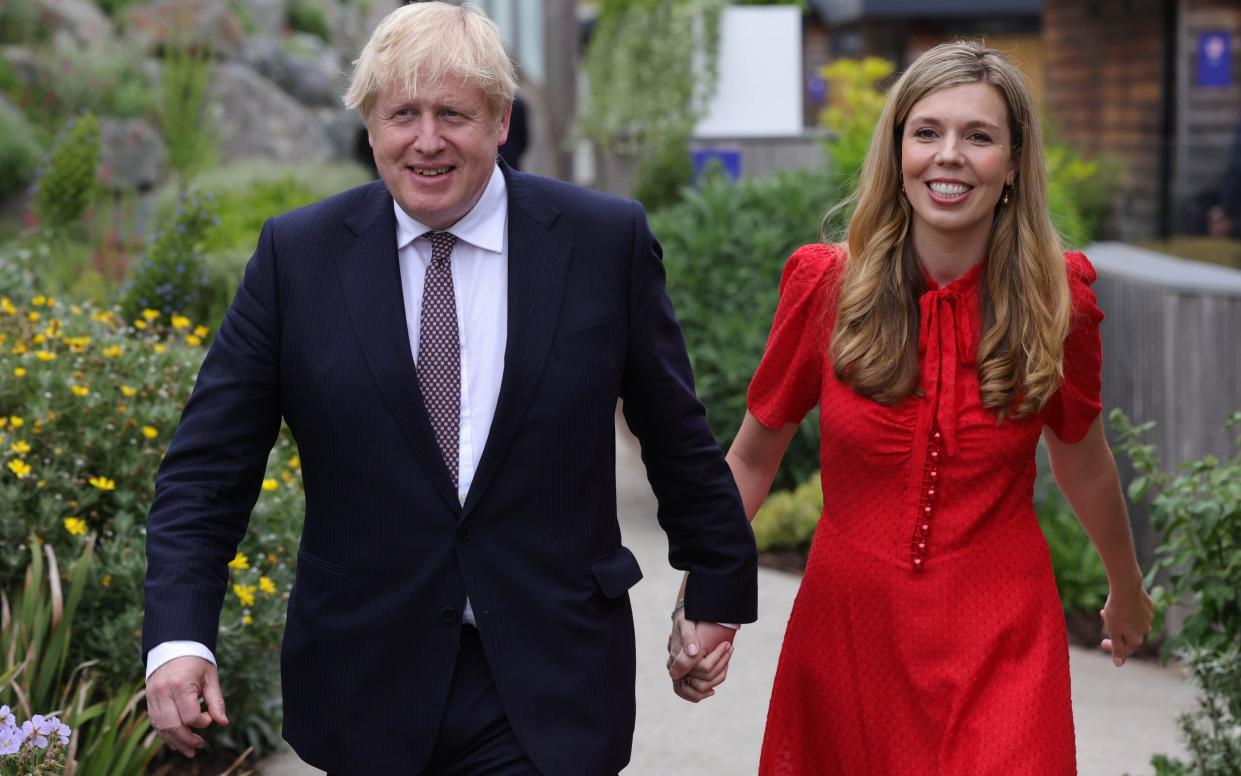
[1197,30,1232,88]
[691,149,742,184]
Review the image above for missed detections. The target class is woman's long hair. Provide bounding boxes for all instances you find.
[826,41,1071,419]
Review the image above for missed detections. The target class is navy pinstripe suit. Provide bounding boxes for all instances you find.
[142,164,758,774]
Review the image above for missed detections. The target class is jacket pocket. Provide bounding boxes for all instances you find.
[297,547,348,576]
[589,546,643,599]
[554,316,622,360]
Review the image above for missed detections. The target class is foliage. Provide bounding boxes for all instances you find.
[1034,443,1108,615]
[0,539,162,774]
[119,192,217,324]
[751,472,821,552]
[158,44,216,193]
[1111,410,1241,773]
[0,293,303,757]
[579,0,726,208]
[818,57,893,197]
[33,114,101,234]
[287,0,332,44]
[652,167,834,491]
[0,0,42,45]
[0,103,40,202]
[1045,142,1121,248]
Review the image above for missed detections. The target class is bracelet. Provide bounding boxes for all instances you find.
[670,600,686,621]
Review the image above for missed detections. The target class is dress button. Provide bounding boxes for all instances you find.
[929,489,935,495]
[931,451,938,458]
[924,506,931,512]
[922,524,929,530]
[456,525,472,542]
[913,558,922,565]
[934,432,941,439]
[931,471,938,478]
[919,542,926,549]
[440,606,459,623]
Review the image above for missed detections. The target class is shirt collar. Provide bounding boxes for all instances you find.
[393,165,507,254]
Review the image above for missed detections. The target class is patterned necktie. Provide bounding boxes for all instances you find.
[417,231,460,487]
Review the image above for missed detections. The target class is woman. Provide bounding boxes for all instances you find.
[666,42,1153,774]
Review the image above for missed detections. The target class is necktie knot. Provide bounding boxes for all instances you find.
[427,231,457,266]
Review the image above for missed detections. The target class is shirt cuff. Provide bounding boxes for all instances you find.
[146,641,217,681]
[715,622,740,630]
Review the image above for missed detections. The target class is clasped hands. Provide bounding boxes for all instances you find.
[666,603,736,703]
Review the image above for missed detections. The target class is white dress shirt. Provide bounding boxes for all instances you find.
[146,166,510,679]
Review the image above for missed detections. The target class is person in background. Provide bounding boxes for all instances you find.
[1207,121,1241,239]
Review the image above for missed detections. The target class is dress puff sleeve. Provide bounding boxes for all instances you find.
[1043,251,1105,443]
[746,243,840,429]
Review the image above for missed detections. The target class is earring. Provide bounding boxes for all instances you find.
[1001,186,1010,206]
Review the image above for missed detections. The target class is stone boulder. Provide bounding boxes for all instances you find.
[39,0,113,49]
[126,0,247,58]
[240,32,346,108]
[98,117,167,192]
[235,0,287,38]
[206,61,334,163]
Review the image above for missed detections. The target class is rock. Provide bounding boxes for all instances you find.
[98,117,167,192]
[236,0,286,38]
[206,61,334,163]
[125,0,246,58]
[240,33,345,107]
[319,106,364,160]
[39,0,113,49]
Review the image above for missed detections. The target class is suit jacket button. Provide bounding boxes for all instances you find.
[441,606,459,623]
[456,525,472,542]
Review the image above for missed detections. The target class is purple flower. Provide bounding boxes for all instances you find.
[0,723,22,756]
[0,705,13,727]
[21,715,50,749]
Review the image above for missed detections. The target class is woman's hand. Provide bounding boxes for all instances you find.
[1099,582,1154,666]
[666,604,736,702]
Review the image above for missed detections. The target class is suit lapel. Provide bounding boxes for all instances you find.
[336,183,462,515]
[462,170,572,519]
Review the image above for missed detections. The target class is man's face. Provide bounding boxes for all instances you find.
[368,73,511,230]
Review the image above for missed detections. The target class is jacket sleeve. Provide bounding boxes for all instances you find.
[142,219,284,658]
[618,201,758,624]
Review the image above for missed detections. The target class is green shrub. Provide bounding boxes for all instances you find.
[751,471,821,552]
[158,44,215,192]
[0,102,40,201]
[652,167,834,490]
[1112,410,1241,772]
[0,43,153,134]
[119,193,217,324]
[287,0,332,43]
[33,114,101,234]
[0,294,303,757]
[818,57,893,195]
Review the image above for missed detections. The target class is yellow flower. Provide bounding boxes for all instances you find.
[9,417,22,428]
[88,475,116,491]
[233,584,256,607]
[185,335,202,347]
[229,552,250,570]
[259,576,276,594]
[0,297,14,314]
[71,385,90,397]
[10,441,30,455]
[142,309,160,321]
[242,614,254,625]
[288,455,301,470]
[10,342,25,355]
[26,311,40,322]
[261,478,278,492]
[91,310,114,323]
[102,345,123,358]
[171,315,191,330]
[35,351,55,361]
[133,320,148,331]
[63,517,87,536]
[13,367,26,378]
[193,325,209,338]
[46,297,55,307]
[141,426,159,439]
[152,343,166,354]
[120,385,138,397]
[101,574,111,587]
[7,459,31,478]
[32,334,45,345]
[70,304,82,316]
[31,295,46,306]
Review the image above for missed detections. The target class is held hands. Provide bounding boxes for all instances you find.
[1100,582,1155,667]
[145,656,229,757]
[666,601,736,703]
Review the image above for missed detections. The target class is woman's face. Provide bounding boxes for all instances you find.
[900,82,1017,250]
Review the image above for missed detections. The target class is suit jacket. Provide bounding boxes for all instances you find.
[142,164,758,775]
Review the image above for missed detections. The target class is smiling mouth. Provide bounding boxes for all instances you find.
[411,166,453,177]
[927,181,973,197]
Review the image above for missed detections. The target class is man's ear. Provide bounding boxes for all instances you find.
[496,101,513,146]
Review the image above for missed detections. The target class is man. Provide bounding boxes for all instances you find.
[141,3,757,774]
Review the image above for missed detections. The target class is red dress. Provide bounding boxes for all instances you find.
[749,244,1104,776]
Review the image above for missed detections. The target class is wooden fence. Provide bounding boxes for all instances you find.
[1087,241,1241,564]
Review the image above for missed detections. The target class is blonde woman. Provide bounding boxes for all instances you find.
[666,42,1153,773]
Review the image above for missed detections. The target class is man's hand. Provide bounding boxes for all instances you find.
[145,656,229,757]
[667,614,736,703]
